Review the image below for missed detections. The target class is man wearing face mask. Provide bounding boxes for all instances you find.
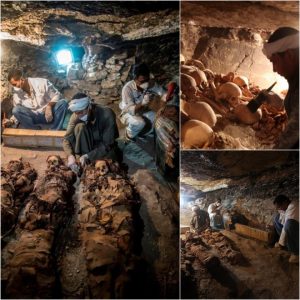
[3,69,68,130]
[120,63,166,141]
[262,27,299,149]
[63,93,120,171]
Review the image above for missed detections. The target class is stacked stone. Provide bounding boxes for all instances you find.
[70,49,135,106]
[1,156,76,299]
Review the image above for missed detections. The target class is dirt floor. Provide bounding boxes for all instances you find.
[1,136,179,298]
[181,227,299,299]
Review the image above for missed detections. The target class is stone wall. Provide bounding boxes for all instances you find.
[181,25,288,94]
[1,33,179,119]
[181,154,299,228]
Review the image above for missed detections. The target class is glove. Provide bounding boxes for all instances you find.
[79,154,89,167]
[45,105,53,123]
[141,94,151,106]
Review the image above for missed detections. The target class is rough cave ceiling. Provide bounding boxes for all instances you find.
[0,1,179,48]
[181,151,297,179]
[180,151,298,193]
[181,1,299,31]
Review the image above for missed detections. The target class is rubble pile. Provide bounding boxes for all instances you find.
[77,159,141,299]
[1,159,37,236]
[1,156,76,299]
[180,57,287,149]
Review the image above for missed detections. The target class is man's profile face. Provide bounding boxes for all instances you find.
[10,77,24,89]
[269,53,287,78]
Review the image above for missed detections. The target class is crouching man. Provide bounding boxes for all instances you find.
[63,93,121,172]
[3,69,68,130]
[273,195,299,263]
[119,63,166,141]
[190,205,210,234]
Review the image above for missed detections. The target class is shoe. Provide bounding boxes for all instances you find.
[288,254,299,264]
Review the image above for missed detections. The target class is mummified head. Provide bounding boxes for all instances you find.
[46,155,63,167]
[95,160,109,176]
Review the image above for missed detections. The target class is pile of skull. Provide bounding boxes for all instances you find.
[1,156,141,299]
[180,54,287,149]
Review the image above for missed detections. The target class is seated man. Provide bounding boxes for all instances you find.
[119,63,166,141]
[3,69,68,130]
[63,93,120,172]
[190,205,210,234]
[273,194,299,263]
[208,199,224,229]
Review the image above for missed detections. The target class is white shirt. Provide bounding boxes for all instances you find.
[120,80,166,115]
[208,202,222,215]
[13,78,61,113]
[279,202,299,246]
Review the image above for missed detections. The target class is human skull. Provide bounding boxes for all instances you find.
[46,155,63,167]
[95,160,109,176]
[233,75,249,90]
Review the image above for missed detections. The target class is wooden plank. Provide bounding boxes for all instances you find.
[235,223,270,242]
[2,128,66,148]
[180,226,190,234]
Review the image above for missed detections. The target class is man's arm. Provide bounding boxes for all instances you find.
[87,108,119,161]
[46,80,61,103]
[275,88,299,149]
[63,114,77,156]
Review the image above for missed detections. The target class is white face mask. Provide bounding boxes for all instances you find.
[79,114,88,122]
[139,82,149,90]
[14,87,22,91]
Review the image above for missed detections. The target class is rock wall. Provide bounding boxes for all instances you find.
[1,33,178,118]
[181,1,299,94]
[181,25,288,94]
[181,153,299,228]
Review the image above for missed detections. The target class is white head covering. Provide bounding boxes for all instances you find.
[262,33,299,59]
[69,97,91,112]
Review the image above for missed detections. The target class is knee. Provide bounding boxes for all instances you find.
[54,99,68,110]
[74,122,86,135]
[12,105,25,116]
[130,116,146,130]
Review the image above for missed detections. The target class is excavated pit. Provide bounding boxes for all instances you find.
[180,151,299,299]
[180,1,299,149]
[1,2,179,298]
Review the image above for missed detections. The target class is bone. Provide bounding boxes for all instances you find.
[180,54,186,64]
[233,75,249,90]
[181,120,214,149]
[185,59,205,70]
[73,159,142,299]
[181,100,217,128]
[181,72,198,99]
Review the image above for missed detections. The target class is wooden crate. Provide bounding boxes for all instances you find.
[2,128,66,148]
[235,223,271,243]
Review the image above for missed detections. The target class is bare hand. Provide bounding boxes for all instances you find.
[2,118,13,128]
[45,105,53,123]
